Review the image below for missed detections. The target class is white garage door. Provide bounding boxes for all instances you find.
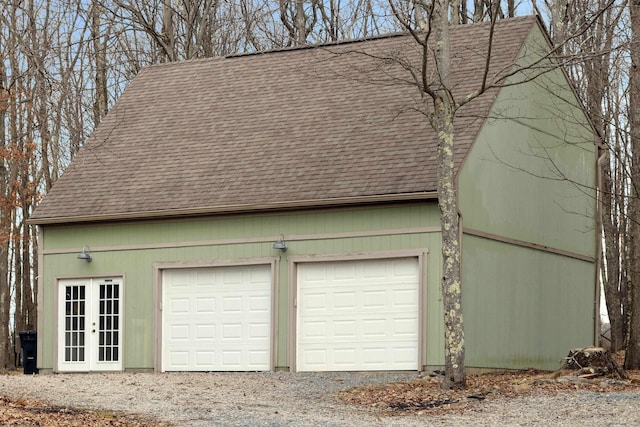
[297,258,419,371]
[162,265,271,371]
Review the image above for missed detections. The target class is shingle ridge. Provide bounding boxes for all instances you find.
[135,32,411,73]
[140,15,538,72]
[224,31,411,59]
[226,15,538,60]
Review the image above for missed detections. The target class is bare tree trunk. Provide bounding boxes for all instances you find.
[625,0,640,369]
[432,0,465,390]
[295,0,306,45]
[27,0,54,191]
[602,148,626,350]
[0,239,10,368]
[473,0,484,21]
[316,0,339,41]
[450,0,461,24]
[415,2,428,29]
[549,0,568,46]
[460,0,468,23]
[569,0,626,351]
[0,23,12,369]
[507,0,515,17]
[92,0,108,124]
[162,0,176,61]
[14,222,23,336]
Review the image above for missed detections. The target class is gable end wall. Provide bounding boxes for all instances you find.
[458,25,597,370]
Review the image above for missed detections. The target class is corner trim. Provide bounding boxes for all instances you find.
[36,228,44,371]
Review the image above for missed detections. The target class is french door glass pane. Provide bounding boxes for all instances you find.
[98,283,119,362]
[64,285,85,362]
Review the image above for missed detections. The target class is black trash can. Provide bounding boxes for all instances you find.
[18,331,38,375]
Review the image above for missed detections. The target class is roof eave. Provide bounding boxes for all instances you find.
[27,192,439,225]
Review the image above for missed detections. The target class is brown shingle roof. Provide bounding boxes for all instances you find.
[30,16,539,224]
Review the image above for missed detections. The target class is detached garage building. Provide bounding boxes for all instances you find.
[29,17,598,373]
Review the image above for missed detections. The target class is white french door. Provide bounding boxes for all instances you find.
[57,278,123,372]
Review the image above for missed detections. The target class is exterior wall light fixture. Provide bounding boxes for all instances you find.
[272,235,287,252]
[77,246,92,262]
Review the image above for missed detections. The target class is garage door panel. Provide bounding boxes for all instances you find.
[222,323,242,339]
[220,269,242,284]
[362,290,387,308]
[169,270,191,286]
[169,324,190,340]
[195,269,215,284]
[300,293,327,311]
[333,292,356,309]
[195,324,215,339]
[362,263,386,279]
[196,297,216,312]
[333,263,357,280]
[299,343,418,371]
[394,317,419,335]
[195,351,215,366]
[300,348,327,367]
[301,264,328,282]
[300,315,418,336]
[222,296,243,312]
[334,320,356,338]
[162,265,271,372]
[249,323,270,339]
[248,350,270,366]
[394,289,418,306]
[168,351,189,366]
[169,298,190,313]
[362,319,387,337]
[297,258,419,371]
[249,295,270,311]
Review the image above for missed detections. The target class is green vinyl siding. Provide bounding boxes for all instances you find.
[457,25,597,370]
[458,27,596,257]
[463,235,595,370]
[38,203,444,370]
[41,204,442,251]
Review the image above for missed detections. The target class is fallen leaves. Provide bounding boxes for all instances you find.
[337,368,640,416]
[0,396,170,426]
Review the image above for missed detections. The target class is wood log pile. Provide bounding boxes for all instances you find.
[562,347,628,380]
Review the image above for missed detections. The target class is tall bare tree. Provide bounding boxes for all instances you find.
[625,0,640,368]
[549,0,628,351]
[387,0,473,389]
[279,0,316,45]
[92,0,109,124]
[0,19,12,368]
[430,0,466,390]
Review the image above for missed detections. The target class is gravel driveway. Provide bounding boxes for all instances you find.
[1,371,640,426]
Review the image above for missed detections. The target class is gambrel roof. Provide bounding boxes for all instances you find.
[30,16,540,224]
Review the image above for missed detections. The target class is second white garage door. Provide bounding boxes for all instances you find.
[296,258,419,371]
[162,264,271,371]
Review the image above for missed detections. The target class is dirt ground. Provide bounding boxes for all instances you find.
[3,352,640,426]
[0,394,170,426]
